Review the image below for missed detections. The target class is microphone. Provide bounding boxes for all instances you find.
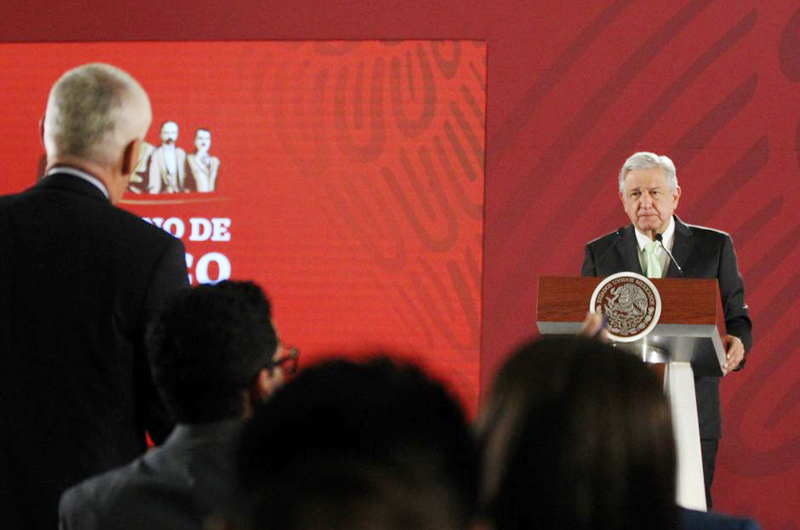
[655,233,683,276]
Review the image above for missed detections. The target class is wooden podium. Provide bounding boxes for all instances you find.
[537,276,728,511]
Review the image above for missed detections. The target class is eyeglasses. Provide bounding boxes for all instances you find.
[269,345,299,376]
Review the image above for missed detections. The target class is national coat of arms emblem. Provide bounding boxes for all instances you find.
[589,272,662,342]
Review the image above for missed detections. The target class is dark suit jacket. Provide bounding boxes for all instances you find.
[679,507,762,530]
[59,421,241,530]
[581,216,752,439]
[0,172,188,530]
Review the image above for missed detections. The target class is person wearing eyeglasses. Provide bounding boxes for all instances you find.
[58,280,299,530]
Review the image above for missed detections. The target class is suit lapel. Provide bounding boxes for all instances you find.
[618,225,643,275]
[667,216,693,278]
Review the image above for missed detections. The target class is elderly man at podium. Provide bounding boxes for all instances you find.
[581,151,752,509]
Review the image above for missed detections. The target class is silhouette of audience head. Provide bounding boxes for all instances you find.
[228,356,479,530]
[147,280,279,424]
[478,336,677,530]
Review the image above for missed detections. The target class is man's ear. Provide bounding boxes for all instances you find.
[121,138,141,177]
[39,115,46,149]
[254,367,284,401]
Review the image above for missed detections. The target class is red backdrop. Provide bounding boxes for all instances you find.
[2,0,799,527]
[0,41,485,416]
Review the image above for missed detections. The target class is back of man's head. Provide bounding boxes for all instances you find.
[147,280,278,424]
[43,63,152,168]
[231,357,478,530]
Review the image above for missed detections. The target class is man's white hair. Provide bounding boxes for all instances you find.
[618,152,678,192]
[43,63,152,168]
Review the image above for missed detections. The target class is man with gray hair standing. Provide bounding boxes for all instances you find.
[581,151,752,509]
[0,63,188,530]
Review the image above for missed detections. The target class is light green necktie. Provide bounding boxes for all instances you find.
[644,240,663,278]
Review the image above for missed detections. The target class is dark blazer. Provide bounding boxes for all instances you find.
[59,421,241,530]
[0,172,188,530]
[581,216,752,439]
[679,507,762,530]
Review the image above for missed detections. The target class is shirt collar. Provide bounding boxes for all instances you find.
[46,166,110,199]
[634,215,675,251]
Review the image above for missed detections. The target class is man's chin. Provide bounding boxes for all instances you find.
[636,222,660,232]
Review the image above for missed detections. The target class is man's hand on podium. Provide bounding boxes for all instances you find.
[722,334,745,375]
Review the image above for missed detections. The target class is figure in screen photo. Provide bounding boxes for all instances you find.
[185,128,220,193]
[148,120,186,194]
[127,140,154,194]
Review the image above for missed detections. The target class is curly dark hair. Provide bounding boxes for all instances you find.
[147,280,277,423]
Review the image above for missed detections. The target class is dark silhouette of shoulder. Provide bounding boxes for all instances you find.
[679,507,762,530]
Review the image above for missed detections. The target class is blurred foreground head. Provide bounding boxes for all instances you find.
[478,336,677,530]
[230,356,479,530]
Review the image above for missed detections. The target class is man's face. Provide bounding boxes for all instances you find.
[256,343,290,402]
[619,166,681,236]
[194,130,211,154]
[160,122,179,145]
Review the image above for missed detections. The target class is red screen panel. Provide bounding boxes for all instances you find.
[0,41,486,414]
